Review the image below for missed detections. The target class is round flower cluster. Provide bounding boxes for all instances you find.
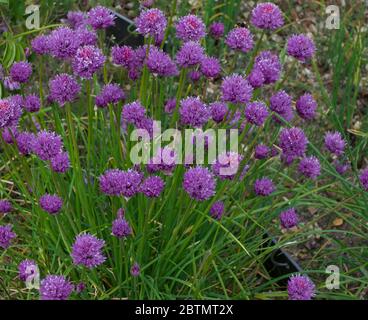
[279,127,308,164]
[225,27,254,53]
[183,167,216,201]
[39,194,63,215]
[179,96,210,128]
[176,14,206,42]
[298,156,321,180]
[287,34,316,62]
[0,200,12,214]
[221,74,253,105]
[176,41,205,68]
[210,201,225,220]
[40,275,74,300]
[296,93,317,120]
[254,177,275,196]
[279,208,299,229]
[210,102,228,123]
[18,259,38,282]
[48,73,81,107]
[96,83,125,108]
[10,61,32,83]
[245,101,269,126]
[140,176,165,198]
[251,2,284,30]
[287,274,316,300]
[87,6,115,30]
[0,224,16,249]
[135,8,167,39]
[72,45,105,79]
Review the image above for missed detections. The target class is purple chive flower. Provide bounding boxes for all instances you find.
[0,98,22,128]
[188,70,202,82]
[254,51,282,85]
[39,194,63,215]
[75,27,98,46]
[209,22,224,39]
[210,201,225,220]
[280,208,299,229]
[111,45,135,68]
[179,96,210,128]
[359,168,368,191]
[298,156,321,180]
[72,45,106,79]
[164,98,176,114]
[87,6,115,29]
[176,41,205,68]
[183,167,216,201]
[65,11,87,29]
[135,8,167,38]
[71,233,106,268]
[147,147,177,175]
[247,66,265,88]
[251,2,284,30]
[333,160,349,175]
[279,127,308,164]
[225,27,254,53]
[221,74,253,104]
[212,152,243,180]
[140,176,165,198]
[1,126,18,144]
[40,275,73,300]
[254,177,275,196]
[287,275,316,300]
[3,76,21,91]
[210,102,228,123]
[269,90,294,123]
[122,101,147,127]
[31,35,50,55]
[24,94,41,113]
[245,101,269,126]
[16,132,36,155]
[146,46,178,77]
[48,74,81,107]
[255,144,270,159]
[131,262,140,277]
[95,83,125,108]
[200,56,221,78]
[324,131,345,156]
[99,169,143,198]
[287,34,316,62]
[34,131,63,161]
[296,93,317,120]
[175,14,206,42]
[48,27,80,59]
[0,224,16,249]
[10,61,32,83]
[112,211,132,238]
[18,259,38,282]
[50,152,70,173]
[0,200,12,214]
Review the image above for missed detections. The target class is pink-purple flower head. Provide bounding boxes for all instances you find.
[0,97,22,128]
[164,98,176,114]
[65,11,87,29]
[209,22,224,39]
[96,83,125,108]
[251,2,284,30]
[359,168,368,191]
[1,126,18,144]
[333,160,350,175]
[210,102,228,123]
[147,147,177,175]
[0,224,16,249]
[254,177,275,196]
[112,214,132,238]
[210,201,225,220]
[212,152,243,180]
[221,74,253,105]
[200,56,221,79]
[31,35,50,55]
[72,45,106,79]
[0,200,12,214]
[287,34,316,62]
[48,73,81,107]
[76,27,98,47]
[10,61,32,83]
[146,46,178,77]
[247,66,265,88]
[48,27,80,59]
[18,259,38,282]
[39,194,63,215]
[296,93,317,120]
[16,132,36,155]
[280,208,299,229]
[99,169,143,198]
[34,130,63,161]
[298,156,321,180]
[279,127,308,164]
[287,274,316,300]
[24,94,41,113]
[111,45,135,68]
[72,233,106,269]
[179,96,210,128]
[51,151,70,173]
[183,166,216,201]
[87,6,115,30]
[176,41,205,68]
[131,262,141,277]
[175,14,206,42]
[122,100,147,127]
[140,176,165,198]
[3,76,20,91]
[324,131,345,156]
[188,70,202,82]
[40,275,73,300]
[269,90,294,123]
[135,8,167,39]
[254,51,282,85]
[225,27,254,53]
[245,101,269,126]
[255,144,270,160]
